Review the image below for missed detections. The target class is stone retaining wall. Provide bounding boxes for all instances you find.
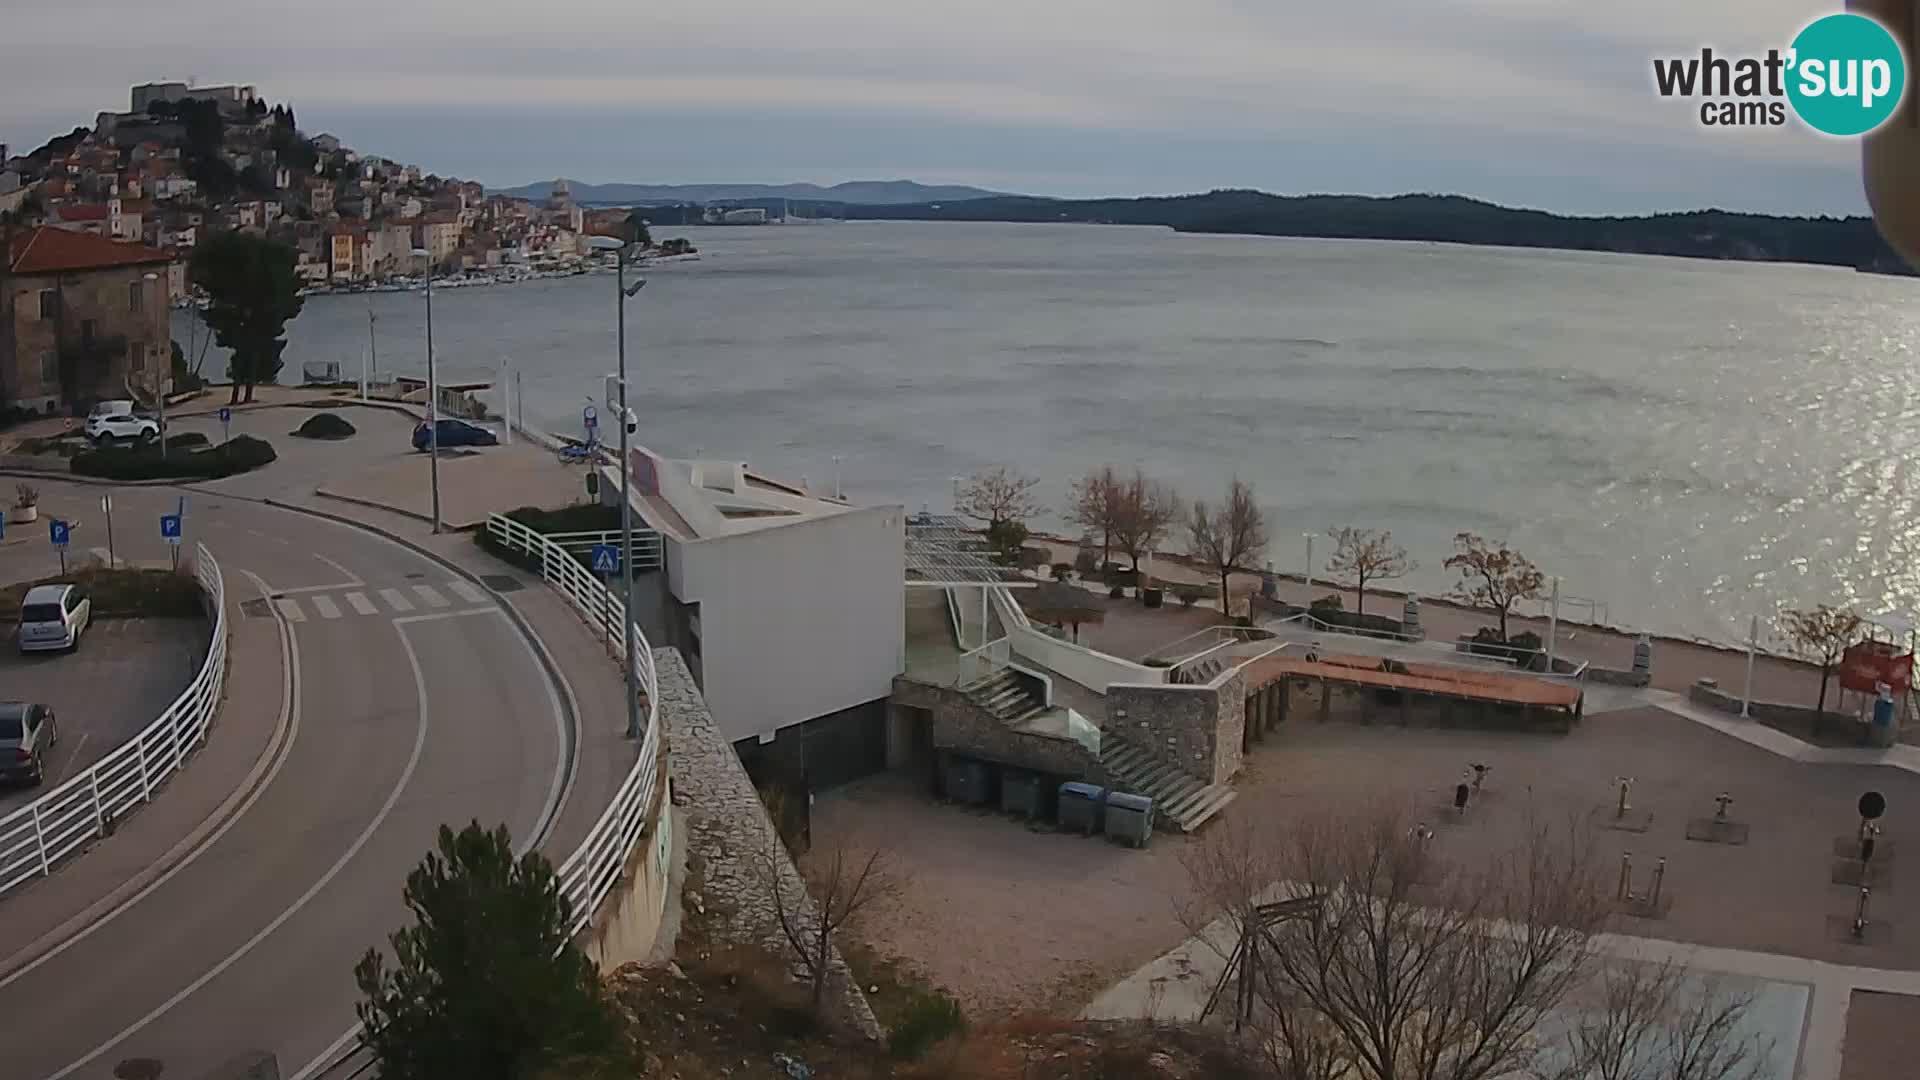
[894,676,1103,781]
[659,650,881,1039]
[1107,668,1246,785]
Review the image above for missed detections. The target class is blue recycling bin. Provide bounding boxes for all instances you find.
[1058,781,1106,835]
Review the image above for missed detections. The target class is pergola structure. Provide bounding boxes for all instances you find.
[905,512,1034,651]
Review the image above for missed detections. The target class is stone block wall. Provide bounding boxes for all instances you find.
[893,676,1103,780]
[1107,667,1246,785]
[659,649,881,1039]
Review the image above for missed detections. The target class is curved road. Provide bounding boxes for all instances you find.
[0,483,574,1080]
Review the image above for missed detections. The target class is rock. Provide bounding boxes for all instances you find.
[1147,1051,1180,1076]
[868,984,880,993]
[771,1052,813,1080]
[668,961,688,980]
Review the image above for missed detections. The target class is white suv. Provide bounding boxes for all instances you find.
[85,400,159,443]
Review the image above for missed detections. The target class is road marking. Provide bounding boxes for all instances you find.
[311,552,363,585]
[273,597,305,622]
[412,584,450,608]
[54,732,92,787]
[447,579,487,604]
[0,568,301,994]
[378,588,414,613]
[345,591,378,616]
[310,595,341,620]
[393,607,505,626]
[48,606,433,1080]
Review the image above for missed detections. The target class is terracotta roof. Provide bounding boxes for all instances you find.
[55,204,111,221]
[7,226,174,274]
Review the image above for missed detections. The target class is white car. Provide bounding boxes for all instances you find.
[17,584,91,653]
[85,400,159,443]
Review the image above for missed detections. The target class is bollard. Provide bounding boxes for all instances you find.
[1854,885,1872,938]
[1714,793,1733,821]
[1614,777,1634,820]
[1454,782,1471,815]
[1650,858,1667,906]
[1632,634,1653,676]
[1617,852,1633,900]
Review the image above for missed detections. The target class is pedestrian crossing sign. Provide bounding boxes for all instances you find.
[591,543,620,574]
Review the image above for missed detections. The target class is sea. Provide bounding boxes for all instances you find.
[177,220,1920,646]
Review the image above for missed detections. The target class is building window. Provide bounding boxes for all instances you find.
[129,280,143,313]
[130,342,146,371]
[38,290,58,320]
[40,350,58,385]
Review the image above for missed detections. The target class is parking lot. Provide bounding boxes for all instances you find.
[0,617,209,814]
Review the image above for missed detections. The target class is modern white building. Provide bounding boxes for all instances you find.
[604,445,906,786]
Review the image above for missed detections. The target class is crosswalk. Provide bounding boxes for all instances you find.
[268,581,493,623]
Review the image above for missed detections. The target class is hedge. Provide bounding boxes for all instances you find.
[71,435,277,480]
[291,413,356,440]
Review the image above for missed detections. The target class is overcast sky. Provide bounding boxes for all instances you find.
[0,0,1874,214]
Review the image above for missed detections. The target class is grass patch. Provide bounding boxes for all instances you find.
[0,566,203,620]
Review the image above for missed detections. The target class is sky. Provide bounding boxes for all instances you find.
[0,0,1880,215]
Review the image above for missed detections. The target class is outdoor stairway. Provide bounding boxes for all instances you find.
[1098,733,1237,832]
[1171,656,1226,685]
[962,669,1049,725]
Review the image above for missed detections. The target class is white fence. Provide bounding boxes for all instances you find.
[544,529,664,572]
[0,542,227,897]
[485,513,663,937]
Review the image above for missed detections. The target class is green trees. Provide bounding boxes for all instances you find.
[355,822,622,1080]
[189,232,304,404]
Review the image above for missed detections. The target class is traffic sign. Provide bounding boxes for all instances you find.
[583,405,599,431]
[100,492,112,514]
[49,519,70,547]
[161,514,183,543]
[218,407,232,423]
[0,510,6,542]
[590,543,620,574]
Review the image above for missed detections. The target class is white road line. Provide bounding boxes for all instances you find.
[344,591,377,616]
[392,607,506,626]
[447,579,487,605]
[411,584,450,609]
[48,608,433,1080]
[274,582,362,596]
[54,733,92,787]
[310,552,363,586]
[378,588,414,613]
[310,595,341,620]
[273,597,305,623]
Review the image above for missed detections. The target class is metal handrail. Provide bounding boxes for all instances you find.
[0,542,227,897]
[485,513,662,936]
[542,528,665,571]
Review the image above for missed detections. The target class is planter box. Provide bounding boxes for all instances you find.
[9,505,37,523]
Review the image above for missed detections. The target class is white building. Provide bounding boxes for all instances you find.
[603,445,905,780]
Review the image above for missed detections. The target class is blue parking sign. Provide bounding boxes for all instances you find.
[590,543,620,574]
[161,514,183,543]
[49,519,70,547]
[218,407,232,423]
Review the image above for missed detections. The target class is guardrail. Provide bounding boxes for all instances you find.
[0,542,226,897]
[485,513,662,937]
[543,529,665,572]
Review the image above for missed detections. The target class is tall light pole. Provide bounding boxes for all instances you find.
[411,248,441,533]
[588,233,647,739]
[144,272,166,459]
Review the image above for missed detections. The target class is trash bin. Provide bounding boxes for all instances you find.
[945,757,990,806]
[1001,770,1043,818]
[1058,781,1106,835]
[1143,586,1164,608]
[1105,791,1155,848]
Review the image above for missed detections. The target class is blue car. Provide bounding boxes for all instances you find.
[412,418,499,451]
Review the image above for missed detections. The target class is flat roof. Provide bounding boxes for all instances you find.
[606,445,879,542]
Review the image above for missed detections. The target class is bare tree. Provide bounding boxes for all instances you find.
[1189,477,1269,620]
[1444,532,1545,641]
[766,841,900,1017]
[1326,526,1414,617]
[955,466,1040,529]
[1110,468,1179,574]
[1547,958,1771,1080]
[1780,605,1864,724]
[1066,465,1122,568]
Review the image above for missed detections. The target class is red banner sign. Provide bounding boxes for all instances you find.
[1840,641,1914,694]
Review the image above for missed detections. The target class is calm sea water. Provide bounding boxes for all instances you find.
[184,221,1920,644]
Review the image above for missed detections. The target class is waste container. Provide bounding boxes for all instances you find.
[944,757,990,806]
[1142,586,1164,608]
[1002,770,1043,818]
[1058,781,1106,835]
[1104,791,1154,848]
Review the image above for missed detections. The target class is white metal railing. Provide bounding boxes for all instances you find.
[0,543,227,897]
[943,587,963,647]
[485,513,662,937]
[543,529,664,572]
[956,636,1011,687]
[1150,624,1278,667]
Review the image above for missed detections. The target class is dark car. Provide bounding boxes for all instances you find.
[411,418,499,451]
[0,702,60,787]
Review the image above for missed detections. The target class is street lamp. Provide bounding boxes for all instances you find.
[143,272,167,459]
[1303,531,1318,594]
[587,233,647,739]
[410,248,441,533]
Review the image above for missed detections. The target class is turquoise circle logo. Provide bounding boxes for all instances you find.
[1786,13,1907,136]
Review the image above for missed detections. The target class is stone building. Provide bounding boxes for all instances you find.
[3,226,174,414]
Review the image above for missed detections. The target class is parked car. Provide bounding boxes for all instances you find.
[0,703,59,787]
[17,583,91,653]
[85,399,160,444]
[411,418,499,451]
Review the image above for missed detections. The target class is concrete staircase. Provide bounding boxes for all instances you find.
[1099,733,1237,832]
[1171,656,1226,685]
[962,669,1048,725]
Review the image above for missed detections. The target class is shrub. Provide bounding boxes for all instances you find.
[889,991,967,1059]
[1073,548,1099,576]
[13,482,37,508]
[71,435,276,480]
[1109,584,1126,599]
[1174,584,1203,607]
[291,412,357,439]
[1050,562,1073,581]
[1310,593,1344,612]
[165,432,209,451]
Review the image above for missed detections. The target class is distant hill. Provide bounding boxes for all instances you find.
[489,178,1014,206]
[841,189,1907,271]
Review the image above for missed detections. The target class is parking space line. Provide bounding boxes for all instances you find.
[273,598,306,623]
[411,584,450,609]
[447,580,487,605]
[378,588,414,613]
[310,595,342,620]
[345,592,378,616]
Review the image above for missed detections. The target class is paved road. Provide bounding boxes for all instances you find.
[0,480,574,1080]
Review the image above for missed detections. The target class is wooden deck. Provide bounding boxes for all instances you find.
[1242,651,1582,710]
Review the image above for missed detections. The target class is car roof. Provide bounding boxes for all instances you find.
[21,584,71,604]
[0,703,29,721]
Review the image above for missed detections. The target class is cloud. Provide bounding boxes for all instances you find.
[0,0,1872,212]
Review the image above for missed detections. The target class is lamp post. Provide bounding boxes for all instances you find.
[410,248,441,533]
[587,233,647,739]
[144,272,166,459]
[1303,532,1317,595]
